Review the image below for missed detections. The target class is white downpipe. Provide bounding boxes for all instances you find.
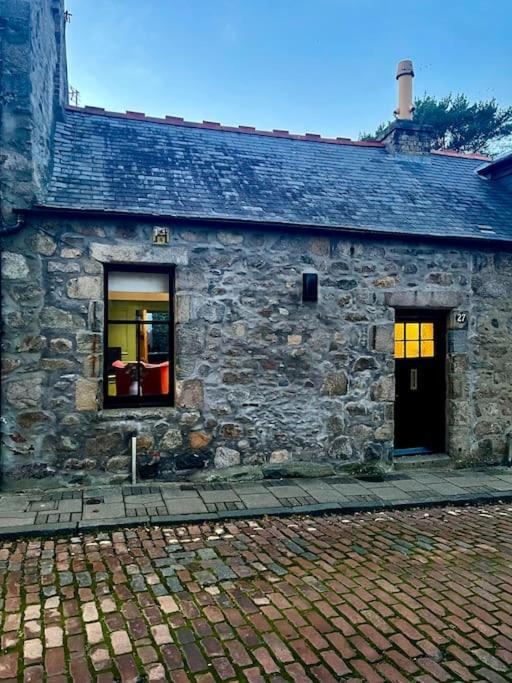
[131,436,137,484]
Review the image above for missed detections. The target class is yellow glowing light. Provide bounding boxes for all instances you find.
[406,340,420,358]
[395,320,437,358]
[421,340,434,357]
[406,323,419,340]
[421,323,434,340]
[394,341,405,358]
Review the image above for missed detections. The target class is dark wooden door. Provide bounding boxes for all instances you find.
[394,312,446,453]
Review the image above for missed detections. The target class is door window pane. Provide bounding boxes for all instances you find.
[406,340,419,358]
[394,341,405,358]
[395,320,437,359]
[405,323,419,340]
[421,322,434,340]
[421,340,434,357]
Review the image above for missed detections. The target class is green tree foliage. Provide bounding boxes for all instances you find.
[361,94,512,153]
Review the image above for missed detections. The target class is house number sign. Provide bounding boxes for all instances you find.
[451,310,469,329]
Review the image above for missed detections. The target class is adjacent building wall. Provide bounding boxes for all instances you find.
[1,217,511,487]
[0,0,67,226]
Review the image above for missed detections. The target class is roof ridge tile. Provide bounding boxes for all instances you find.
[65,105,384,148]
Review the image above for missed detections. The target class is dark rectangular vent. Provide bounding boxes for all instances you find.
[302,273,318,302]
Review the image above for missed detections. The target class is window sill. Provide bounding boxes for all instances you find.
[99,406,177,421]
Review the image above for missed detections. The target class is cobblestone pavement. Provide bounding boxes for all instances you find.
[1,468,512,537]
[0,504,512,682]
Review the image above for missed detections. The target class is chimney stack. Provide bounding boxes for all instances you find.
[395,59,414,120]
[378,59,434,155]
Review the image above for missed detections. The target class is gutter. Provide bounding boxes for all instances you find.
[15,204,512,250]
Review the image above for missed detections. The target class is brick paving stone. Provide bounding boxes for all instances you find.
[23,665,44,683]
[182,643,207,673]
[111,630,132,655]
[69,659,91,683]
[253,647,279,674]
[0,653,18,680]
[44,626,63,648]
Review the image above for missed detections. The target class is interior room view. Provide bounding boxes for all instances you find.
[106,267,172,404]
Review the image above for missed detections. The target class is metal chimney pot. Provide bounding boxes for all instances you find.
[395,59,414,120]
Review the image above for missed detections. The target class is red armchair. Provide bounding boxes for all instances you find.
[112,361,169,396]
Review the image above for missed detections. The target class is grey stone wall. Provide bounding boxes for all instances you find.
[0,0,67,226]
[1,217,511,487]
[378,121,435,155]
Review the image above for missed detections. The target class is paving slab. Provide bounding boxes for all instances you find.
[124,493,163,505]
[82,504,126,519]
[331,483,369,495]
[199,490,241,503]
[241,493,283,509]
[165,498,208,514]
[374,487,412,501]
[56,499,82,513]
[0,516,37,526]
[161,488,201,499]
[426,482,468,495]
[266,485,306,498]
[232,484,269,495]
[308,489,349,503]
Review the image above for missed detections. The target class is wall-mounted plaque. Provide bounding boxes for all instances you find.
[153,226,170,245]
[449,310,469,330]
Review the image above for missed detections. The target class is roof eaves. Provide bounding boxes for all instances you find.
[21,204,512,247]
[476,150,512,176]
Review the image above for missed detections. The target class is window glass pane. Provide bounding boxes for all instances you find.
[394,323,404,341]
[107,324,139,397]
[394,341,405,358]
[140,323,170,396]
[108,271,169,320]
[421,323,434,340]
[421,340,434,357]
[405,323,419,340]
[405,340,419,358]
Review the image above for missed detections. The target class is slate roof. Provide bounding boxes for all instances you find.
[40,107,512,243]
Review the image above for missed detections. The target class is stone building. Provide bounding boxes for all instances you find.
[1,0,512,487]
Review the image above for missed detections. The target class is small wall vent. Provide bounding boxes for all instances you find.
[302,273,318,302]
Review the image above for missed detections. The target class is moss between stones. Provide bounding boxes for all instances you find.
[344,462,386,481]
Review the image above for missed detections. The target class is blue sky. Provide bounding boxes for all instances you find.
[65,0,512,140]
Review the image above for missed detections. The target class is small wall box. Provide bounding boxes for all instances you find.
[153,227,170,245]
[302,273,318,302]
